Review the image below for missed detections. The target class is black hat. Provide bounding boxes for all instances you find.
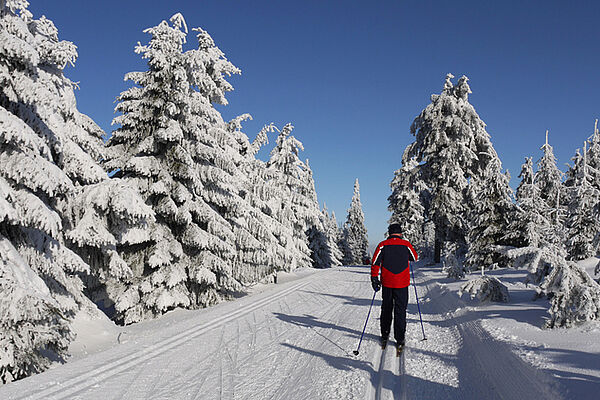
[388,223,402,235]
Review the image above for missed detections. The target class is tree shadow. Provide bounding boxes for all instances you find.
[300,289,381,307]
[273,312,380,346]
[282,342,459,397]
[518,346,600,398]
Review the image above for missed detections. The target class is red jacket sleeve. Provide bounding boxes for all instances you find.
[407,242,418,261]
[371,242,384,277]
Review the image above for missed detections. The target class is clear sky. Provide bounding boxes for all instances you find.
[29,0,600,252]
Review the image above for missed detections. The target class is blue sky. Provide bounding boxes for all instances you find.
[30,0,600,252]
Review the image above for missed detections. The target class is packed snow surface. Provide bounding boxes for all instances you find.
[1,263,598,399]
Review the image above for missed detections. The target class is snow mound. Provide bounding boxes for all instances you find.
[460,275,509,302]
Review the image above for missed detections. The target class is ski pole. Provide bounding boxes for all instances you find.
[410,264,427,341]
[353,290,377,355]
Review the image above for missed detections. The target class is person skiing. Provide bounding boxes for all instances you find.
[370,223,418,353]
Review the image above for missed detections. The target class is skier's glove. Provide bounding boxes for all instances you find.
[371,276,381,292]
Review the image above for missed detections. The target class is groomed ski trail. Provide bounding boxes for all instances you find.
[0,267,375,400]
[13,278,317,400]
[408,264,565,400]
[0,264,568,399]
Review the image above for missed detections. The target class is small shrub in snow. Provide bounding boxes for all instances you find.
[443,249,466,280]
[500,245,600,327]
[540,262,600,328]
[459,275,509,303]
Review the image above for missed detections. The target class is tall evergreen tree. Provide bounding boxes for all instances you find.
[388,157,425,247]
[0,0,151,380]
[341,179,369,265]
[266,124,313,270]
[565,142,600,260]
[303,160,334,268]
[403,74,501,261]
[465,158,515,271]
[322,204,343,266]
[583,120,600,190]
[227,121,291,282]
[507,158,549,248]
[106,14,255,322]
[535,131,565,233]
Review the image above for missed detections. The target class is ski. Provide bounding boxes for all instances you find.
[396,344,404,357]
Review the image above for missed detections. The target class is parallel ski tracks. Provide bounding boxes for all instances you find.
[366,343,407,400]
[17,277,320,400]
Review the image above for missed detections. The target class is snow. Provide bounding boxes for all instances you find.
[1,261,598,399]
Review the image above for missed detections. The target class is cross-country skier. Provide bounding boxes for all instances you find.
[370,223,418,353]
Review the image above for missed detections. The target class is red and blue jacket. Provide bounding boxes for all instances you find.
[371,234,418,288]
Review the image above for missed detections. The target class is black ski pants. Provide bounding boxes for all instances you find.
[380,286,408,344]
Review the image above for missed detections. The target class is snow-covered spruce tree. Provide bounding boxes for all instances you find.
[266,124,316,270]
[535,131,565,240]
[106,14,259,323]
[302,159,336,268]
[581,120,600,191]
[465,157,516,271]
[388,157,425,247]
[442,242,466,280]
[340,179,369,265]
[501,244,600,327]
[322,204,343,267]
[403,74,500,262]
[540,259,600,327]
[565,142,600,260]
[0,0,155,378]
[507,158,544,248]
[0,235,71,383]
[225,119,293,281]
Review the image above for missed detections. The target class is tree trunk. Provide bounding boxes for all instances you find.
[434,231,443,264]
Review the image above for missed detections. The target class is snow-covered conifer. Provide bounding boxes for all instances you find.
[106,14,251,322]
[499,244,600,327]
[442,243,466,280]
[0,0,152,376]
[565,142,600,260]
[0,236,72,383]
[535,131,565,229]
[388,158,425,246]
[582,120,600,190]
[340,179,369,265]
[302,161,334,268]
[506,157,551,248]
[459,275,509,303]
[403,74,502,261]
[265,123,323,270]
[465,157,515,271]
[322,205,343,266]
[226,120,294,281]
[540,259,600,328]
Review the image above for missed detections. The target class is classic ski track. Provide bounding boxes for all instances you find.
[364,338,385,400]
[376,346,387,399]
[414,266,564,400]
[156,273,353,399]
[398,349,406,400]
[270,284,358,400]
[18,277,322,400]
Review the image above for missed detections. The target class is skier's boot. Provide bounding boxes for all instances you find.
[380,335,388,349]
[396,342,405,357]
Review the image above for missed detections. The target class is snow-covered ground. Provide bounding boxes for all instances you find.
[1,262,598,399]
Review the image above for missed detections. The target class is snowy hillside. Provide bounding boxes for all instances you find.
[0,262,597,399]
